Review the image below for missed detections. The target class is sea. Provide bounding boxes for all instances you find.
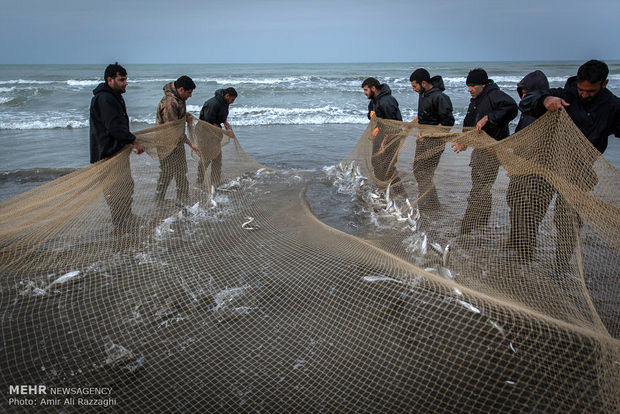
[1,61,619,203]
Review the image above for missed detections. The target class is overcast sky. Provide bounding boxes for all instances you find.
[1,0,619,64]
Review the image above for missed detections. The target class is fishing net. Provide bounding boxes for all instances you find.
[1,110,618,412]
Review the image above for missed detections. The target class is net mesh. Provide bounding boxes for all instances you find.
[1,110,618,412]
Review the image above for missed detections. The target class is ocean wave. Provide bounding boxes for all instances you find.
[66,79,100,86]
[0,87,15,93]
[0,97,14,104]
[0,79,55,85]
[0,119,89,130]
[442,75,581,86]
[129,116,156,124]
[222,105,369,125]
[197,76,302,85]
[186,104,202,112]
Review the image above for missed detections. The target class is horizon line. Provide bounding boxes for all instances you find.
[1,58,619,66]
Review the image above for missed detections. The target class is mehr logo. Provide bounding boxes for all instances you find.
[9,385,47,395]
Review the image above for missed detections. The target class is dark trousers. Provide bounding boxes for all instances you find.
[103,154,135,226]
[371,133,405,195]
[413,139,445,211]
[460,149,500,233]
[553,194,583,270]
[156,143,189,202]
[506,174,554,260]
[197,152,222,188]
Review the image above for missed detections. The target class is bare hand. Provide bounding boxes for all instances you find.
[132,141,145,155]
[451,142,466,153]
[476,115,489,133]
[223,121,231,130]
[190,143,202,156]
[543,96,570,112]
[369,111,376,118]
[186,113,193,122]
[371,127,379,139]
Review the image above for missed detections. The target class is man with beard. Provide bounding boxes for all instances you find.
[362,77,405,195]
[453,68,518,234]
[519,60,620,271]
[90,62,145,231]
[155,75,200,205]
[198,87,237,188]
[409,68,455,211]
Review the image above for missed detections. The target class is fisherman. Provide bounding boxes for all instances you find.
[89,62,145,231]
[519,59,620,271]
[362,77,406,195]
[505,70,553,261]
[453,68,518,234]
[409,68,455,211]
[198,87,237,187]
[155,75,201,205]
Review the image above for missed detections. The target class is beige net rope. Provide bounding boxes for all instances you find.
[1,110,618,412]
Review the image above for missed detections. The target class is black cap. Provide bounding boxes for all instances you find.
[466,69,488,86]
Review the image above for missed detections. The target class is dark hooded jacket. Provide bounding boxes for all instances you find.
[463,80,518,140]
[417,76,455,126]
[519,76,620,154]
[515,70,549,133]
[89,82,136,163]
[367,84,402,121]
[200,89,230,127]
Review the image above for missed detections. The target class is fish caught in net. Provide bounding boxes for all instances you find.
[1,110,618,412]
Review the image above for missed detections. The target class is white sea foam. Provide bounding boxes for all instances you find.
[0,79,55,85]
[192,76,307,85]
[0,118,89,130]
[185,105,370,125]
[66,79,100,87]
[0,97,14,104]
[0,87,15,93]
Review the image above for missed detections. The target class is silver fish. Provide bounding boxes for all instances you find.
[47,271,81,290]
[430,242,443,255]
[241,216,257,230]
[457,299,481,314]
[488,320,506,338]
[438,266,453,281]
[209,185,217,208]
[442,244,451,267]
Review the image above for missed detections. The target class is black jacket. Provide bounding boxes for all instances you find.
[464,81,518,140]
[515,70,549,133]
[200,89,230,126]
[417,76,455,126]
[519,76,620,154]
[367,84,402,121]
[89,83,136,163]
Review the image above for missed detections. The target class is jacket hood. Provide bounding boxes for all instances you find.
[564,76,578,89]
[429,75,446,92]
[93,82,115,96]
[517,70,549,94]
[376,84,393,99]
[163,81,181,101]
[476,81,499,100]
[214,89,229,104]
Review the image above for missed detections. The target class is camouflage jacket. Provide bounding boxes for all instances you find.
[156,82,186,124]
